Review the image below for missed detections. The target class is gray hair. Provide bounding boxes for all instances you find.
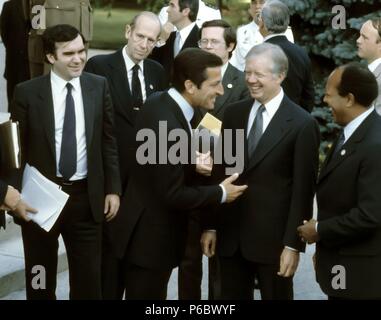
[246,43,288,76]
[261,0,290,34]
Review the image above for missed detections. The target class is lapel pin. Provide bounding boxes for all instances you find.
[341,149,346,156]
[149,84,154,90]
[227,83,233,89]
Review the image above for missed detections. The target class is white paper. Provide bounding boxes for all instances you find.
[0,112,10,124]
[22,164,69,232]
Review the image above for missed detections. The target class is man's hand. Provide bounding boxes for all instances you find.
[277,247,299,278]
[195,151,213,177]
[159,21,174,43]
[4,186,21,210]
[201,231,217,258]
[221,173,248,203]
[297,219,320,244]
[104,194,120,222]
[12,199,38,222]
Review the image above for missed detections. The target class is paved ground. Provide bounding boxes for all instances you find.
[2,244,327,300]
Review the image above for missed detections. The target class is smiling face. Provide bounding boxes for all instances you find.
[125,15,161,64]
[357,20,381,64]
[47,34,86,81]
[190,66,224,110]
[323,68,352,126]
[245,53,284,104]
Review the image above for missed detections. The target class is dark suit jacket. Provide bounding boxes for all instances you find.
[11,72,121,223]
[108,91,222,270]
[0,0,30,103]
[0,173,6,229]
[199,63,250,121]
[211,95,319,264]
[265,35,314,112]
[316,111,381,299]
[151,24,199,79]
[85,49,167,191]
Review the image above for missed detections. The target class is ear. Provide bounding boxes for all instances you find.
[184,79,196,95]
[276,72,286,85]
[46,53,56,65]
[227,41,235,53]
[125,24,132,40]
[346,93,355,107]
[182,7,190,18]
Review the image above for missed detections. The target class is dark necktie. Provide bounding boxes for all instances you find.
[247,104,265,157]
[59,83,77,180]
[333,130,345,156]
[131,64,143,109]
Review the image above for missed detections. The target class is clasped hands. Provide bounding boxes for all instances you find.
[297,218,320,244]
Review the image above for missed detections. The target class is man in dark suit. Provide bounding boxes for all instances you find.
[176,19,250,300]
[151,0,200,79]
[201,43,319,300]
[199,19,250,120]
[110,48,247,299]
[11,24,121,300]
[298,63,381,300]
[84,11,167,299]
[0,0,30,110]
[259,0,314,112]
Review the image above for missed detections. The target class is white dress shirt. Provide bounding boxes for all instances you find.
[221,62,229,79]
[168,88,227,203]
[176,22,196,52]
[368,57,381,73]
[122,46,147,103]
[158,0,221,29]
[247,89,284,136]
[51,71,87,180]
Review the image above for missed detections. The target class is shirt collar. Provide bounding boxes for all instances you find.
[264,33,287,41]
[221,62,229,79]
[178,22,196,42]
[343,106,374,142]
[50,70,81,93]
[249,20,260,32]
[168,88,194,124]
[368,57,381,73]
[253,88,284,119]
[122,45,144,73]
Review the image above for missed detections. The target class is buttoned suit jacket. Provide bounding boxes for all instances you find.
[316,110,381,299]
[210,95,320,264]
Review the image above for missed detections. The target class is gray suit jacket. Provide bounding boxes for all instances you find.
[372,63,381,114]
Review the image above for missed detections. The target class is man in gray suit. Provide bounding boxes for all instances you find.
[357,18,381,113]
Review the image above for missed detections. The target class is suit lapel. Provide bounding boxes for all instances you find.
[214,64,237,117]
[80,74,95,150]
[37,75,56,159]
[373,63,381,80]
[246,97,293,171]
[181,25,199,51]
[318,111,377,183]
[108,50,134,123]
[143,60,156,96]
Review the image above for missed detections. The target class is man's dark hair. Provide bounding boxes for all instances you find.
[173,48,223,92]
[200,19,237,58]
[42,24,86,63]
[337,62,378,108]
[179,0,199,22]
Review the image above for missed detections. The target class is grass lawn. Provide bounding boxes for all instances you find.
[90,7,141,50]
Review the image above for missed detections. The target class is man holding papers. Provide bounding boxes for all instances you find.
[11,25,121,300]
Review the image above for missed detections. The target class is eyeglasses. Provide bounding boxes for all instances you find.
[131,32,157,48]
[198,39,224,48]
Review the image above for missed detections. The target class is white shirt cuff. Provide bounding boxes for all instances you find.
[219,184,227,203]
[315,221,318,233]
[285,246,299,252]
